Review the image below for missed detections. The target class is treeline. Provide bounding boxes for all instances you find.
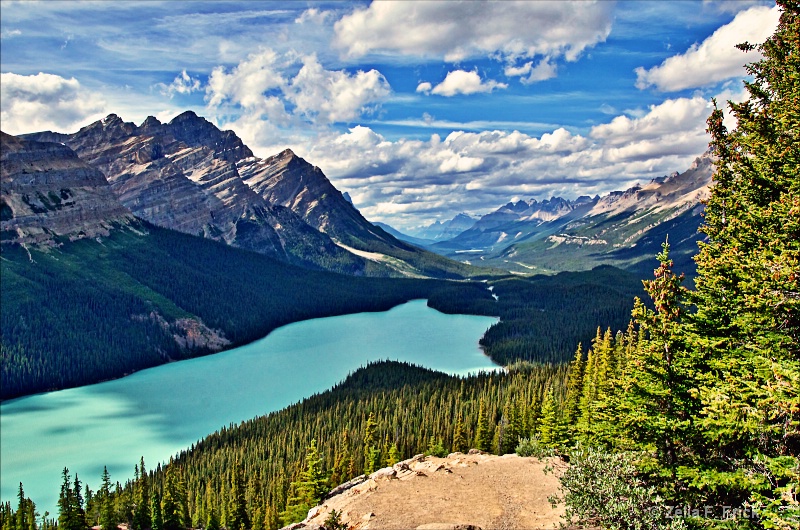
[480,265,645,365]
[0,222,497,399]
[2,361,568,530]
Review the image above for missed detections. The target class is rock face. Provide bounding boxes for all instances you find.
[283,453,565,530]
[239,149,404,250]
[24,114,367,274]
[24,113,479,278]
[1,131,133,245]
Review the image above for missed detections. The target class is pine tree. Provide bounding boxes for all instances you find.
[131,459,149,530]
[538,386,563,447]
[226,463,248,530]
[452,413,468,453]
[150,489,162,530]
[280,439,329,525]
[99,467,116,530]
[473,398,492,452]
[362,412,379,474]
[561,344,585,442]
[688,1,800,522]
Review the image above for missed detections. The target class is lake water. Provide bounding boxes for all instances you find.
[0,300,498,515]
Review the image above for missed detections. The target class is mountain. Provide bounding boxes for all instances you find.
[237,147,481,278]
[372,221,435,247]
[431,154,713,276]
[23,113,370,274]
[25,114,481,279]
[408,213,480,241]
[1,131,133,245]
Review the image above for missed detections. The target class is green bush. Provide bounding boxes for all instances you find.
[515,437,556,459]
[555,446,687,530]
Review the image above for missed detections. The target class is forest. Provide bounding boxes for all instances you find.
[0,221,496,399]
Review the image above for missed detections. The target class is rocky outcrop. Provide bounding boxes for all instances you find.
[1,131,133,245]
[283,453,565,530]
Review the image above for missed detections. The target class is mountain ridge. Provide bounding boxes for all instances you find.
[22,115,483,279]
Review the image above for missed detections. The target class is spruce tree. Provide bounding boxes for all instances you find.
[473,398,493,452]
[688,0,800,521]
[99,467,116,530]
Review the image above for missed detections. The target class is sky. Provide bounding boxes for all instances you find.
[0,0,780,230]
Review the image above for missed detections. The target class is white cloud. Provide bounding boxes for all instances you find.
[635,5,779,91]
[333,1,613,66]
[295,8,332,25]
[272,91,721,229]
[206,49,286,110]
[427,70,507,97]
[205,49,391,129]
[0,28,22,39]
[521,57,557,84]
[416,82,432,94]
[285,55,391,123]
[0,72,107,134]
[157,70,202,98]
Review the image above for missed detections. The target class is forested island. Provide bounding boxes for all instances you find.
[1,2,798,529]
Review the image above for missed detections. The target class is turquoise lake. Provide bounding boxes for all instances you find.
[0,300,498,514]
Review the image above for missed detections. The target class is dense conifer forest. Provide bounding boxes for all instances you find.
[0,221,496,399]
[0,361,568,530]
[479,265,646,365]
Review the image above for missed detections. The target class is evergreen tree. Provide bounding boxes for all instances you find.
[99,467,116,530]
[225,463,248,530]
[362,412,379,474]
[150,490,162,530]
[473,398,493,452]
[538,386,563,447]
[280,439,329,525]
[688,1,800,521]
[561,343,585,433]
[131,459,150,530]
[452,413,468,453]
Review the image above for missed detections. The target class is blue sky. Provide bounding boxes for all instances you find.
[0,0,779,229]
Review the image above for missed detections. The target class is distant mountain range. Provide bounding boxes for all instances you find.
[18,113,476,279]
[385,154,713,276]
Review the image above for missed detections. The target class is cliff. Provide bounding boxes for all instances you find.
[0,131,133,245]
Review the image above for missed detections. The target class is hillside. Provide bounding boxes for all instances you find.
[0,219,496,399]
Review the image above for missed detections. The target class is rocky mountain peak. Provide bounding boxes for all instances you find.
[166,112,253,162]
[138,116,162,132]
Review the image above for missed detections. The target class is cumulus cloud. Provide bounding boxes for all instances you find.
[280,93,720,229]
[157,70,202,98]
[285,55,391,123]
[333,1,613,70]
[416,82,433,94]
[635,5,779,91]
[206,49,286,110]
[205,49,391,129]
[0,72,106,135]
[424,70,507,97]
